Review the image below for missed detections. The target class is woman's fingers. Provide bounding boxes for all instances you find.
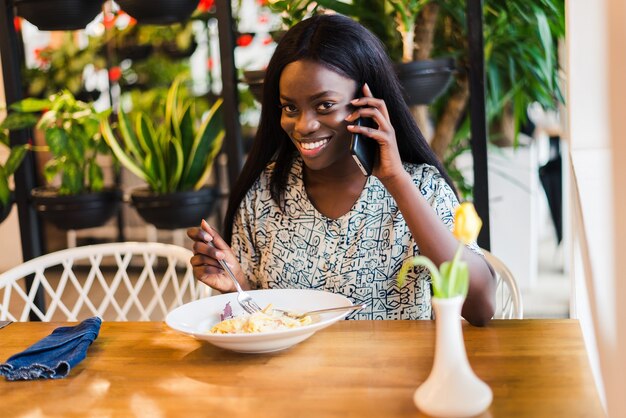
[356,83,390,120]
[346,106,393,134]
[186,226,211,243]
[201,220,229,252]
[193,265,226,289]
[188,221,242,293]
[200,220,242,269]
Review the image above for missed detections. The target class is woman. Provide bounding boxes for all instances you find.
[188,14,495,325]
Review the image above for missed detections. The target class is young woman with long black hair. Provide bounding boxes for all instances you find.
[187,14,495,325]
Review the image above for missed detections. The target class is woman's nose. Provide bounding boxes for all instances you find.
[294,112,320,135]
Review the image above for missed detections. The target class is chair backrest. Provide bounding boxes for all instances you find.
[483,250,524,319]
[0,242,211,322]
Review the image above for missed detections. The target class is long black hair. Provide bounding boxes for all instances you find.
[223,14,455,243]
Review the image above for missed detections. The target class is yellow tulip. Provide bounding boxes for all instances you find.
[453,202,482,244]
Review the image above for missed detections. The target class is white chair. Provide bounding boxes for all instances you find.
[483,250,524,319]
[0,242,211,322]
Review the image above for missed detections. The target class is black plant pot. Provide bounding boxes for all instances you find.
[160,40,198,59]
[116,0,199,25]
[75,88,101,103]
[130,187,218,230]
[243,70,266,103]
[15,0,105,31]
[31,187,121,230]
[0,193,14,224]
[116,43,154,61]
[395,58,456,106]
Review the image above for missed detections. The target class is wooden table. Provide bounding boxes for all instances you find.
[0,320,604,417]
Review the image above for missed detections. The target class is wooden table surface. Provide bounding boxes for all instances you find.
[0,320,604,418]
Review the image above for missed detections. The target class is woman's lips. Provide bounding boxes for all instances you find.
[296,137,330,157]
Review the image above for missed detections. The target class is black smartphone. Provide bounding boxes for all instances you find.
[350,117,378,176]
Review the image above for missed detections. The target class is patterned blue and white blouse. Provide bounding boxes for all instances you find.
[231,157,476,320]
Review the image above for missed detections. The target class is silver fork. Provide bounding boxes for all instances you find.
[203,227,262,314]
[274,303,367,319]
[217,258,262,314]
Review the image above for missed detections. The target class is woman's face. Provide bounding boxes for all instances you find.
[279,60,358,173]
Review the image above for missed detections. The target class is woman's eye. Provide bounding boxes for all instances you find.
[280,104,298,114]
[316,102,335,112]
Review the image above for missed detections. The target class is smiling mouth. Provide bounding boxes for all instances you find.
[299,138,330,150]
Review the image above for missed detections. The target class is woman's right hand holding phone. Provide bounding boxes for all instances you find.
[186,220,249,293]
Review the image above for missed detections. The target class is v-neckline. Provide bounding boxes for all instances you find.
[293,157,372,222]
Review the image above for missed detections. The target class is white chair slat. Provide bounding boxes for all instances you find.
[483,250,524,320]
[0,242,211,322]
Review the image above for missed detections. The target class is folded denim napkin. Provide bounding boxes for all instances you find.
[0,317,102,381]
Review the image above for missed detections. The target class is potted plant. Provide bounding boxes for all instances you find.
[5,92,120,230]
[22,33,106,102]
[101,76,225,229]
[14,0,105,31]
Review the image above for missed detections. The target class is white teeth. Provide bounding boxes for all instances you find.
[301,139,329,150]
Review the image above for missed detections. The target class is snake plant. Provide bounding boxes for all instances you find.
[101,77,225,193]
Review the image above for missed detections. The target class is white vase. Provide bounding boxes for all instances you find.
[414,296,493,417]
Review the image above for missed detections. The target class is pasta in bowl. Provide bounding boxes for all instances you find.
[165,289,354,353]
[209,303,313,334]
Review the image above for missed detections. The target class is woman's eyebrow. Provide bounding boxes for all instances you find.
[280,90,343,102]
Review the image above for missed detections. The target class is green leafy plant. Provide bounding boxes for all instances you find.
[398,202,482,298]
[0,141,28,207]
[267,0,322,30]
[22,33,105,100]
[0,108,37,206]
[2,92,109,195]
[101,76,225,194]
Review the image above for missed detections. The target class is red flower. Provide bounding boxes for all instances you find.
[256,0,268,5]
[207,58,214,70]
[197,0,214,12]
[33,47,51,65]
[108,66,123,82]
[236,34,253,47]
[14,17,21,32]
[103,12,116,29]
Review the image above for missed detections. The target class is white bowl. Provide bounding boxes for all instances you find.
[165,288,352,353]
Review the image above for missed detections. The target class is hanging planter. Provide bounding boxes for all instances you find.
[130,187,218,230]
[160,39,198,59]
[116,0,199,25]
[31,187,121,230]
[14,0,105,31]
[116,43,154,61]
[395,57,456,106]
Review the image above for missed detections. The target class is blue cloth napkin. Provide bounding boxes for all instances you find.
[0,317,102,381]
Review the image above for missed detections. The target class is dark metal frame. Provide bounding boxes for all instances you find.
[0,0,46,319]
[466,0,491,250]
[215,0,244,189]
